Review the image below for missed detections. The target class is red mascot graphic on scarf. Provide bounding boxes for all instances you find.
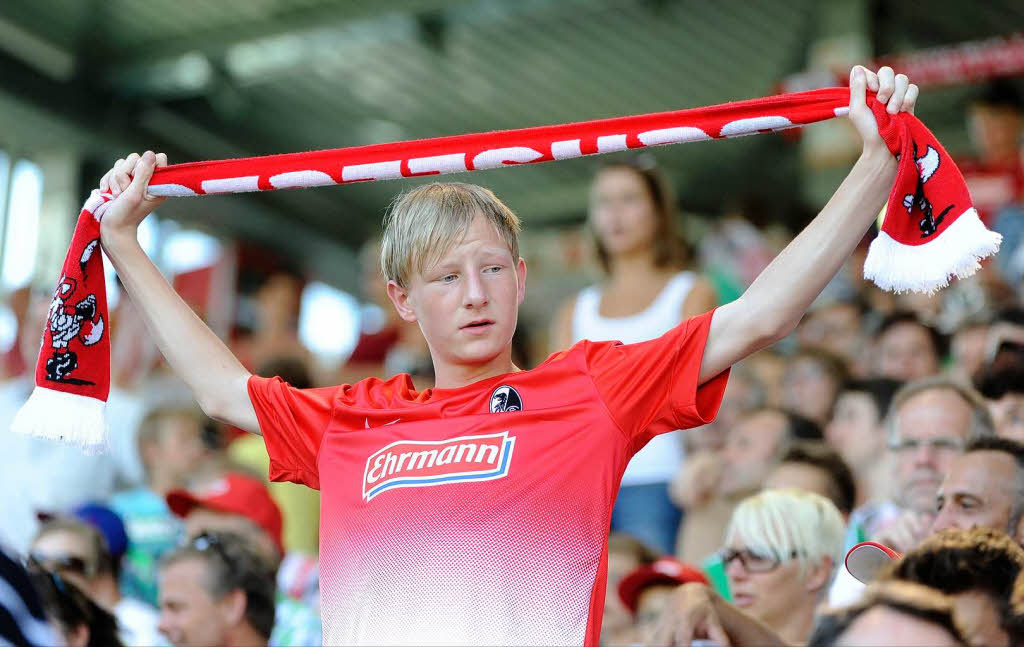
[45,239,105,385]
[902,142,954,238]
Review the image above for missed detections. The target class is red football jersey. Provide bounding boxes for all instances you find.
[248,310,728,645]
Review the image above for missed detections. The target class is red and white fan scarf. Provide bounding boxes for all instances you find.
[13,86,1001,451]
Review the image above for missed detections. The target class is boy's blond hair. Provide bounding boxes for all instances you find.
[381,182,521,288]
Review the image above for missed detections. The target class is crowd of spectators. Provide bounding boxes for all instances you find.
[594,84,1023,646]
[0,79,1022,646]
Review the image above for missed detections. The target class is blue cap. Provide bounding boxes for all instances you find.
[70,503,129,560]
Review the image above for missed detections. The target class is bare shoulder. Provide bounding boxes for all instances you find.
[682,275,718,319]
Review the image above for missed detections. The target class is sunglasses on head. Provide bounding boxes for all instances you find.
[188,532,234,567]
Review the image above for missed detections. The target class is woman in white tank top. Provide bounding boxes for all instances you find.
[551,157,716,555]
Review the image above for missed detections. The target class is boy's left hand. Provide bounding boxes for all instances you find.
[847,65,919,156]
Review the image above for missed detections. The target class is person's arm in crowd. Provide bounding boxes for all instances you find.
[99,152,260,434]
[649,583,787,647]
[698,66,916,384]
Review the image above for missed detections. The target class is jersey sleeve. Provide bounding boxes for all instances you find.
[584,308,729,449]
[247,375,337,490]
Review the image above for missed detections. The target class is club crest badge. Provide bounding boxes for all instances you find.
[489,385,522,413]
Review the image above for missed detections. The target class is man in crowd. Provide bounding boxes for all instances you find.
[764,442,857,519]
[165,472,321,647]
[673,407,822,563]
[976,365,1024,442]
[872,311,945,381]
[780,348,848,427]
[864,377,994,553]
[827,377,994,606]
[931,436,1024,546]
[838,439,1024,643]
[30,517,163,646]
[825,378,902,508]
[158,530,276,647]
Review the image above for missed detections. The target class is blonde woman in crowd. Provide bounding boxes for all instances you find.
[652,489,845,646]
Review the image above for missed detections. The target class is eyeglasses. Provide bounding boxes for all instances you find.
[27,552,95,579]
[719,548,796,573]
[887,437,964,453]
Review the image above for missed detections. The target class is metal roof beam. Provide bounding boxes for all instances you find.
[110,0,473,64]
[0,50,362,292]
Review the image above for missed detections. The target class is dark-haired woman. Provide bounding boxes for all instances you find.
[552,159,717,554]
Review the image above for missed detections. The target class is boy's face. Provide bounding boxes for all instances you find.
[388,214,526,372]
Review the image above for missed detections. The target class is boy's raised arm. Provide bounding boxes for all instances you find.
[99,151,260,434]
[698,65,916,384]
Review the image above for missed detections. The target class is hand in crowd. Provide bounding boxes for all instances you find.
[648,583,731,647]
[873,509,934,554]
[670,451,723,509]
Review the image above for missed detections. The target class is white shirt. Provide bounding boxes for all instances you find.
[0,378,120,553]
[115,596,167,646]
[571,271,696,485]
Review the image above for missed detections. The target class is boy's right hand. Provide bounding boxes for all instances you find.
[98,151,169,245]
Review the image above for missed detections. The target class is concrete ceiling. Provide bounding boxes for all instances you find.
[1,0,1022,284]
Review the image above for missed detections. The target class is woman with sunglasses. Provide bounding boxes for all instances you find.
[719,489,845,643]
[650,488,845,645]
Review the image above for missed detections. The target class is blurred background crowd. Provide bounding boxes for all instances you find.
[1,0,1024,645]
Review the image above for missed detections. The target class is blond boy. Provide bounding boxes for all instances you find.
[98,66,915,645]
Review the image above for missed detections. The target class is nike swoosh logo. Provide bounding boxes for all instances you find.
[364,418,402,429]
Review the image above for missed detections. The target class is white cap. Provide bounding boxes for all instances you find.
[845,541,901,583]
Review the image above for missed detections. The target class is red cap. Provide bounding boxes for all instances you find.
[166,473,284,555]
[618,557,709,614]
[845,541,901,583]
